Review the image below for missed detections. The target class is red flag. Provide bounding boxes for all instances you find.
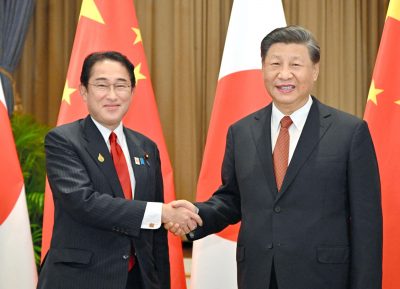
[0,82,37,287]
[41,1,186,288]
[364,1,400,289]
[191,0,286,288]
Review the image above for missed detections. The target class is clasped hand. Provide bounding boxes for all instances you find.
[162,200,201,236]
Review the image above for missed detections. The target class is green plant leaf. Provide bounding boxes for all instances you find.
[11,114,50,270]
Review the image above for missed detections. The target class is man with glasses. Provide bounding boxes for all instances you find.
[37,51,202,289]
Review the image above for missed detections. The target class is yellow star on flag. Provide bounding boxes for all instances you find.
[62,81,76,105]
[132,28,142,45]
[387,0,400,21]
[134,63,146,82]
[395,99,400,106]
[79,0,105,24]
[367,80,383,105]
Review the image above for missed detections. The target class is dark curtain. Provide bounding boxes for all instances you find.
[0,0,35,115]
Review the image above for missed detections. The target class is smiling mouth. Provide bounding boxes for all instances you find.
[104,104,120,110]
[276,85,295,92]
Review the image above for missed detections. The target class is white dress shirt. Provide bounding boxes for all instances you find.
[92,117,162,229]
[271,96,313,164]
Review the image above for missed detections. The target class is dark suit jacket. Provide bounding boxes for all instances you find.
[189,97,382,289]
[37,116,170,289]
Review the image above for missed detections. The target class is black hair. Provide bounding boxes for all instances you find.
[261,25,320,64]
[80,51,136,88]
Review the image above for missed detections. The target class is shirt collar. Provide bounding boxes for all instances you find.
[90,116,124,145]
[271,95,313,132]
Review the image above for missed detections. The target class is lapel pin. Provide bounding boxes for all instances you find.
[134,157,140,165]
[98,153,104,163]
[140,157,145,165]
[144,153,150,166]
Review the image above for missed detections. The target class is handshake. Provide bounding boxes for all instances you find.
[161,200,202,236]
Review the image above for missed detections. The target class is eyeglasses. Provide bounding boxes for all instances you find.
[88,82,132,94]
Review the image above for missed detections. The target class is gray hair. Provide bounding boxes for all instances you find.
[261,25,320,64]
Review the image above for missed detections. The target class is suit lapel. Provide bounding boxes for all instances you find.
[124,128,149,201]
[82,116,125,198]
[250,104,278,196]
[277,98,333,200]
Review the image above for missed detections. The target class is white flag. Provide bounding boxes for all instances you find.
[191,1,286,288]
[0,80,37,288]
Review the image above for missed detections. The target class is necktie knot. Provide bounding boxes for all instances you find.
[280,116,293,129]
[109,131,117,144]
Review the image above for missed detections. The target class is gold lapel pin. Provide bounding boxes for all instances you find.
[98,153,104,163]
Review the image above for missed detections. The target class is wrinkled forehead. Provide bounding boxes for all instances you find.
[265,43,311,60]
[89,59,131,81]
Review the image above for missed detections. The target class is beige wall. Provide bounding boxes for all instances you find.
[15,0,389,200]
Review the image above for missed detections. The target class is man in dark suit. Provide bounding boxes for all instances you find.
[37,51,202,289]
[169,26,382,289]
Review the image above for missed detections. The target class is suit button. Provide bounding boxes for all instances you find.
[274,206,281,213]
[267,243,273,249]
[122,254,130,260]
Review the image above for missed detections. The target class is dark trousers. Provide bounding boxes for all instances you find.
[269,262,278,289]
[126,264,143,289]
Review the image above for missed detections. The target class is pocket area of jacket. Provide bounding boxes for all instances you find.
[51,247,93,266]
[316,246,350,264]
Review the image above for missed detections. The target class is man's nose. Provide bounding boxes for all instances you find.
[278,65,293,79]
[106,85,119,98]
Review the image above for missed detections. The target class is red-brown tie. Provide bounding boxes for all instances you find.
[109,132,134,270]
[273,116,293,191]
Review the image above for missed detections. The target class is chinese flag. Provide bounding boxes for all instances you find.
[0,82,37,287]
[364,1,400,289]
[40,1,186,288]
[190,0,286,288]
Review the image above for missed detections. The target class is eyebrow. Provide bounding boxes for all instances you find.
[92,77,129,82]
[268,54,302,59]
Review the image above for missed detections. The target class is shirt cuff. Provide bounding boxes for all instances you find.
[141,202,162,229]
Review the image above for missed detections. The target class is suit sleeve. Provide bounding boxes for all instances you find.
[151,146,170,289]
[348,121,382,289]
[189,126,242,240]
[45,128,147,237]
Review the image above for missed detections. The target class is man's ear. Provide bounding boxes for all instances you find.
[79,84,88,102]
[312,62,320,81]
